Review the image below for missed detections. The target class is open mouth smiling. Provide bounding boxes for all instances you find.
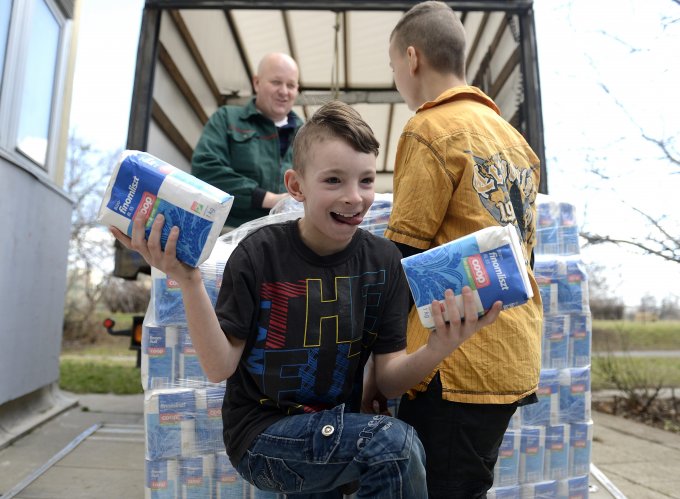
[331,211,363,225]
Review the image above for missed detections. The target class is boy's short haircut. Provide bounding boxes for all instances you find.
[390,0,466,78]
[292,100,380,173]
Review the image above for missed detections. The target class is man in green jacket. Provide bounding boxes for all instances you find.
[192,52,304,228]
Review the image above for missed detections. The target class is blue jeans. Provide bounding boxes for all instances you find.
[235,404,427,498]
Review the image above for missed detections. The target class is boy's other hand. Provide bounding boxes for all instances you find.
[110,213,199,285]
[428,287,501,354]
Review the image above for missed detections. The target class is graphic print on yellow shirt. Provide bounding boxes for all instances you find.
[470,151,538,248]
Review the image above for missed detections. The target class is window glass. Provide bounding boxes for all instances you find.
[16,0,60,167]
[0,0,11,79]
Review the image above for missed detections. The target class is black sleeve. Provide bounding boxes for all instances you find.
[251,187,267,209]
[215,244,258,340]
[391,241,424,310]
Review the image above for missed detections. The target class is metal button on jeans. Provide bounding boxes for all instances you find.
[321,424,335,436]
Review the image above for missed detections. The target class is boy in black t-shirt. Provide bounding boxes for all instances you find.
[112,101,501,498]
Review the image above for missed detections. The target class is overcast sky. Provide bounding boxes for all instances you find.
[69,0,680,307]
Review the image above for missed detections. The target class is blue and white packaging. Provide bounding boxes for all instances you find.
[507,407,523,429]
[151,263,225,327]
[151,268,186,326]
[569,421,593,477]
[494,429,521,486]
[401,224,533,328]
[533,257,558,316]
[558,202,580,256]
[536,201,560,255]
[195,385,226,454]
[558,474,589,499]
[544,424,569,480]
[557,258,589,315]
[145,388,197,459]
[520,480,558,499]
[519,426,545,484]
[142,325,179,390]
[542,315,569,369]
[559,367,591,423]
[179,455,213,499]
[98,150,234,267]
[179,327,208,387]
[214,452,247,499]
[145,458,178,499]
[488,485,521,499]
[569,313,592,367]
[521,369,559,427]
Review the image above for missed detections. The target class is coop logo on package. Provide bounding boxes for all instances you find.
[133,192,158,221]
[466,254,490,289]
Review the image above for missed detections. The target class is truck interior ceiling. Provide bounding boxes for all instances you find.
[117,0,546,279]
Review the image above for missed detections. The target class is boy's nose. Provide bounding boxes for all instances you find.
[343,185,363,204]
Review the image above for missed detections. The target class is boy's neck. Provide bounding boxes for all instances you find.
[297,218,355,257]
[418,70,467,108]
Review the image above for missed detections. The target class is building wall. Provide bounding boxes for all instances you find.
[0,0,79,413]
[0,158,72,405]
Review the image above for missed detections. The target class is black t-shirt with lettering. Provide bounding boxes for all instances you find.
[216,220,408,465]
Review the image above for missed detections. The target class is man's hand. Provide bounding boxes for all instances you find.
[262,191,289,210]
[110,213,200,285]
[427,286,502,355]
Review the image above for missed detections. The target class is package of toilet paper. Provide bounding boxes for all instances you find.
[401,224,533,329]
[141,325,179,390]
[494,429,520,486]
[145,388,197,460]
[518,425,545,484]
[543,424,569,480]
[214,452,248,499]
[98,150,234,267]
[145,458,178,499]
[179,455,213,499]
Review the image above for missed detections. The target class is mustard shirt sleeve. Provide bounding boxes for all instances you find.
[386,134,454,249]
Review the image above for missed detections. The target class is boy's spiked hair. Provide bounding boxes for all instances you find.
[292,100,379,173]
[390,0,466,79]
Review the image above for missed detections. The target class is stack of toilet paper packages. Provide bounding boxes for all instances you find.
[145,237,236,328]
[535,198,580,256]
[146,451,250,498]
[98,150,234,267]
[490,198,593,498]
[534,255,589,317]
[401,224,533,329]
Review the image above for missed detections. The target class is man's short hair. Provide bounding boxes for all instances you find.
[390,0,466,78]
[293,101,379,173]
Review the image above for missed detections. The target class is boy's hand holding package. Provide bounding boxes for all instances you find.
[99,150,234,268]
[425,287,501,358]
[111,212,200,288]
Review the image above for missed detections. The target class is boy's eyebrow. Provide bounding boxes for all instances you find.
[317,166,375,175]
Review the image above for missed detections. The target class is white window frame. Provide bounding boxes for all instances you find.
[0,0,71,180]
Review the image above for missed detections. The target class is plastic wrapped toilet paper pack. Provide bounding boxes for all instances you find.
[145,458,178,499]
[98,150,234,267]
[401,224,533,329]
[145,388,197,460]
[494,429,520,486]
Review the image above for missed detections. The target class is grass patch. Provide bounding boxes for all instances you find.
[59,358,143,395]
[592,320,680,352]
[591,356,680,390]
[60,338,142,395]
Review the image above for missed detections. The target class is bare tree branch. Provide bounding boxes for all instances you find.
[580,231,680,264]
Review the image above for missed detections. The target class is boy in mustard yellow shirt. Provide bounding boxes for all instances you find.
[369,2,543,497]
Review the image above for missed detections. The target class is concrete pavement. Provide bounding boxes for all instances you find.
[0,392,145,498]
[1,391,679,498]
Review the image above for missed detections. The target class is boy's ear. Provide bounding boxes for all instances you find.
[406,46,419,76]
[284,169,305,201]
